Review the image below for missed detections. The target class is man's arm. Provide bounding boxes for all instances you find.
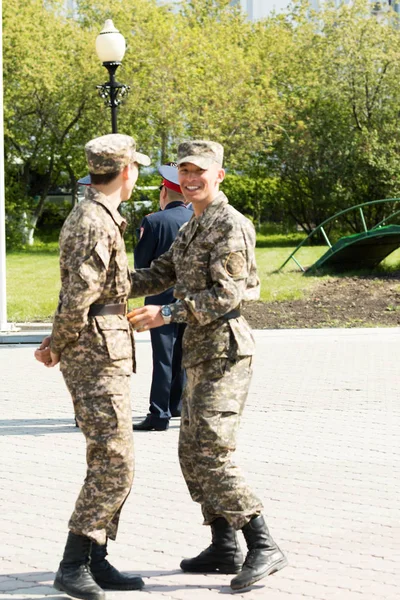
[127,247,255,331]
[129,246,177,299]
[128,220,260,331]
[168,221,259,326]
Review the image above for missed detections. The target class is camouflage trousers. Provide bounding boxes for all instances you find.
[178,357,263,530]
[63,373,134,545]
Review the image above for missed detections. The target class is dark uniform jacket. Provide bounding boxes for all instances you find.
[134,200,192,305]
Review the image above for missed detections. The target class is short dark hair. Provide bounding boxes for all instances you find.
[90,170,121,185]
[166,188,183,202]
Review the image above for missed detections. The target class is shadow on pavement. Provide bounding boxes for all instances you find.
[0,570,266,595]
[0,418,78,436]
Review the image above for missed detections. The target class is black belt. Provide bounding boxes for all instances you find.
[222,308,241,321]
[89,303,126,317]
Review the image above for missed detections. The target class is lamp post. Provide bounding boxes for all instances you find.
[0,1,11,332]
[96,20,130,133]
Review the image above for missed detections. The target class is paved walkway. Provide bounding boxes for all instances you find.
[0,328,399,600]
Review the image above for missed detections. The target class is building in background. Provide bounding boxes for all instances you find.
[231,0,399,17]
[158,0,289,18]
[65,0,398,20]
[231,0,287,19]
[65,0,76,17]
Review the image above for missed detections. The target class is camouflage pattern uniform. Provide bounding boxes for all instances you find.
[50,134,150,545]
[130,182,264,529]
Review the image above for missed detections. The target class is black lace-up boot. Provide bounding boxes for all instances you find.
[180,517,243,574]
[230,515,288,590]
[53,532,105,600]
[90,540,144,591]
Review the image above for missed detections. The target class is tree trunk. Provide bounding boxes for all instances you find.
[22,212,38,246]
[160,129,168,164]
[27,177,54,245]
[64,161,79,206]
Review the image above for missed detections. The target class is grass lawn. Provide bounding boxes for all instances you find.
[5,241,400,322]
[6,250,143,322]
[256,245,328,302]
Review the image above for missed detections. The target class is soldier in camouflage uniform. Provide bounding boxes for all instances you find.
[34,134,149,600]
[127,140,288,591]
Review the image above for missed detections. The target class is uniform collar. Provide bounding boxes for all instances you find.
[85,187,127,230]
[164,200,186,211]
[195,191,228,230]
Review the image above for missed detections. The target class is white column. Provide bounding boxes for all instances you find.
[0,0,11,331]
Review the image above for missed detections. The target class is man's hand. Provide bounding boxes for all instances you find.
[39,336,51,351]
[34,336,51,364]
[127,305,164,332]
[46,350,61,368]
[34,336,60,367]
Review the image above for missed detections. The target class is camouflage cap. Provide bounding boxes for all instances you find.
[177,140,224,169]
[85,133,151,174]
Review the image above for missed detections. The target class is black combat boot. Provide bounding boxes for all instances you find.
[90,540,144,591]
[53,532,105,600]
[230,515,288,590]
[180,517,243,574]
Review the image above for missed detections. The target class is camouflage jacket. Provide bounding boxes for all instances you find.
[50,187,135,376]
[129,191,259,368]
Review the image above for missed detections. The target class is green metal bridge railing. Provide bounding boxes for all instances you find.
[277,198,400,272]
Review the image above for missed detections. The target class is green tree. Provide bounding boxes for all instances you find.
[4,0,100,246]
[77,0,279,165]
[263,0,400,234]
[11,0,400,247]
[221,174,279,228]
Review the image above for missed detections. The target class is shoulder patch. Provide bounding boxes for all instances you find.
[224,252,245,277]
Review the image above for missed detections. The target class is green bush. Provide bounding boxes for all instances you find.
[36,199,73,243]
[222,174,283,228]
[5,178,31,250]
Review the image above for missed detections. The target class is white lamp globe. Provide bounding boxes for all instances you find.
[96,20,126,63]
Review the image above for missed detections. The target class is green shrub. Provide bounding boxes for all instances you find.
[222,174,284,228]
[5,178,31,250]
[36,199,73,243]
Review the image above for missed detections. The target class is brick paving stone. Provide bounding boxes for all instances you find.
[1,328,399,599]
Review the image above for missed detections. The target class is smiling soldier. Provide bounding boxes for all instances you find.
[127,140,287,591]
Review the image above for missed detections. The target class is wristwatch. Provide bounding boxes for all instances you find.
[160,305,172,325]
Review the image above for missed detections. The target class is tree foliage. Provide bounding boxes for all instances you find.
[4,0,400,246]
[4,0,100,245]
[265,1,400,233]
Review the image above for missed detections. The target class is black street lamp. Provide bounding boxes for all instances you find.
[96,20,130,133]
